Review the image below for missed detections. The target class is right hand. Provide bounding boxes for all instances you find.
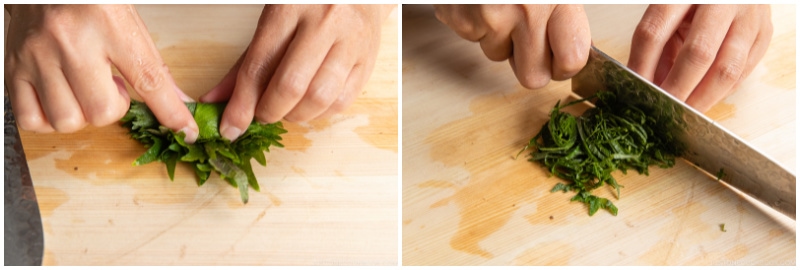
[4,4,199,143]
[433,4,591,89]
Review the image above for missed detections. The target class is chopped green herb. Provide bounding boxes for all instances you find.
[121,101,287,204]
[720,223,727,232]
[716,168,726,181]
[521,90,684,216]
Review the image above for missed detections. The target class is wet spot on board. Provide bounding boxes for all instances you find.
[723,244,749,261]
[768,228,784,239]
[422,83,571,259]
[350,99,398,153]
[280,122,314,152]
[417,180,458,190]
[43,249,57,266]
[704,102,736,122]
[513,241,575,265]
[21,124,207,205]
[640,240,684,265]
[34,186,69,217]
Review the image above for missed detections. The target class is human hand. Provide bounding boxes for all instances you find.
[4,4,199,142]
[200,4,393,141]
[433,4,591,89]
[627,4,772,112]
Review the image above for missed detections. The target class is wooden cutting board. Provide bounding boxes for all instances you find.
[402,4,795,266]
[7,5,398,265]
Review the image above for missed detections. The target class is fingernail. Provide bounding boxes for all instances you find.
[181,123,199,144]
[174,85,195,103]
[180,119,199,144]
[221,126,242,142]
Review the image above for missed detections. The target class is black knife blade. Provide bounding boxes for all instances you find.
[4,88,44,266]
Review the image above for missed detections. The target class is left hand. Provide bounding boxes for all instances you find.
[200,4,393,141]
[627,4,772,112]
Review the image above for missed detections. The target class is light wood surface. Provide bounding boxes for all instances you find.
[402,4,795,266]
[8,5,398,265]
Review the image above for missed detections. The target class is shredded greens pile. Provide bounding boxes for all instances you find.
[520,90,684,216]
[121,100,286,204]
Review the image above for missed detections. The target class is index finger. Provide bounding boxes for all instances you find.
[106,6,198,143]
[628,4,692,81]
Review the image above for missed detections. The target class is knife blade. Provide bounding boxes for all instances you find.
[572,45,796,219]
[4,88,44,265]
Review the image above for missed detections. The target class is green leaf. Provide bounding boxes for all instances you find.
[165,152,179,181]
[251,150,267,166]
[134,139,163,166]
[193,103,225,141]
[239,160,260,192]
[550,183,569,193]
[208,155,249,203]
[121,101,285,204]
[194,162,213,186]
[181,144,207,162]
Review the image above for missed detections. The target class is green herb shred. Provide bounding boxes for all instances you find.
[121,100,287,204]
[716,168,726,181]
[521,90,684,216]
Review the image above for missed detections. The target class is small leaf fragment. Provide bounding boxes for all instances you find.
[134,139,163,166]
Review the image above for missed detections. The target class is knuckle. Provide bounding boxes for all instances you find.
[253,105,278,124]
[52,113,85,133]
[519,72,550,89]
[717,61,744,83]
[241,60,270,82]
[228,107,255,126]
[16,113,48,132]
[86,103,124,127]
[481,42,509,61]
[274,74,308,101]
[684,38,716,67]
[41,10,74,32]
[453,22,480,41]
[555,55,587,80]
[132,63,167,93]
[326,100,347,115]
[479,6,504,33]
[633,16,667,45]
[307,86,336,109]
[325,94,355,117]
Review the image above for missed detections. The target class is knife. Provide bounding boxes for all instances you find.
[572,45,796,219]
[4,88,44,265]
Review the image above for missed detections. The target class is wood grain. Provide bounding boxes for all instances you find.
[402,4,795,266]
[8,5,398,265]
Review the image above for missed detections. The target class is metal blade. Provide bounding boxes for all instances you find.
[4,88,44,265]
[572,45,796,219]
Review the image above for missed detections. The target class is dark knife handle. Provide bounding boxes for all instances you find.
[4,88,44,266]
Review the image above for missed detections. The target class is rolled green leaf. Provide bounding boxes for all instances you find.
[121,101,287,203]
